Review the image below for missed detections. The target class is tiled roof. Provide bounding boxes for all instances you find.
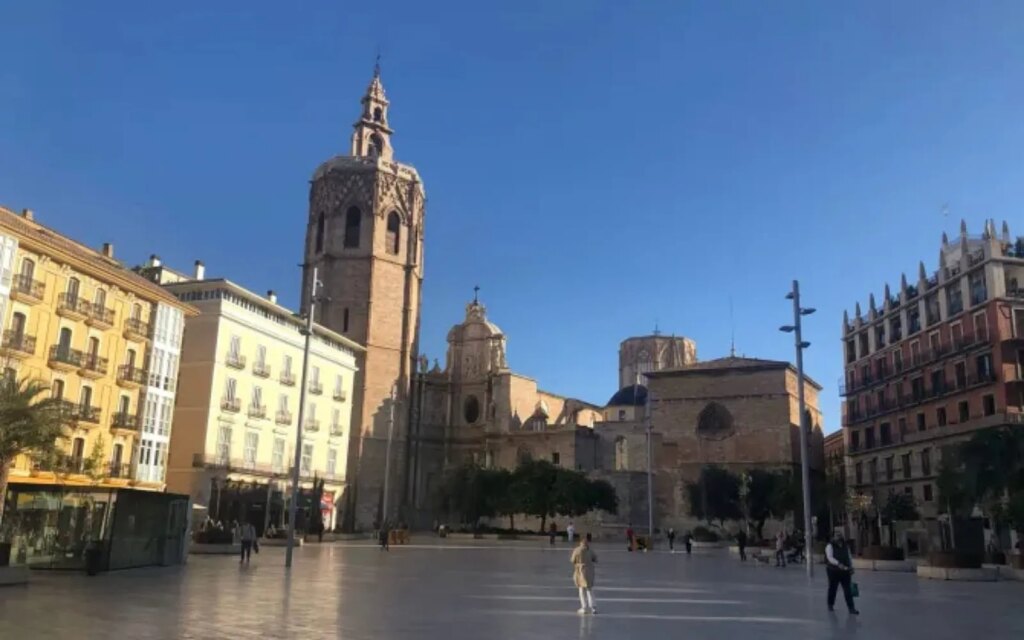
[0,206,192,309]
[646,355,823,389]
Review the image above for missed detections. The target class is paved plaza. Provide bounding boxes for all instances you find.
[1,540,1023,639]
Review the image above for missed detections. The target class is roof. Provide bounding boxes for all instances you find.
[606,384,648,407]
[646,355,823,390]
[162,278,365,354]
[0,206,196,313]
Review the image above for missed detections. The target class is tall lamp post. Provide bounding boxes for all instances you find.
[286,267,323,568]
[780,279,815,578]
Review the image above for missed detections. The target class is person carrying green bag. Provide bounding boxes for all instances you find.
[825,530,860,615]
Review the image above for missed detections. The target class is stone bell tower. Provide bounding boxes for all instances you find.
[301,63,425,529]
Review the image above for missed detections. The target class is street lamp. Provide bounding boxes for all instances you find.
[780,280,816,578]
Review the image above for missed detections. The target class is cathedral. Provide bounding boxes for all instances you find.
[303,69,825,532]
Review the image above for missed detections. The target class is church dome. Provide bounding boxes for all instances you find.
[606,384,648,407]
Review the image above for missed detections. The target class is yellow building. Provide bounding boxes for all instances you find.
[146,264,362,532]
[0,206,195,492]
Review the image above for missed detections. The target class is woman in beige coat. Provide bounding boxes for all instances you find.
[570,533,598,614]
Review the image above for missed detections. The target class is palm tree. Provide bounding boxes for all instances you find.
[0,378,70,517]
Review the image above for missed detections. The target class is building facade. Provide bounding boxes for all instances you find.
[157,274,361,532]
[841,220,1024,522]
[301,67,425,530]
[0,206,193,493]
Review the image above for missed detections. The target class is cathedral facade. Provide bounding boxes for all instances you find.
[303,71,824,533]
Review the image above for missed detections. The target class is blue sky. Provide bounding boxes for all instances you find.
[3,1,1024,431]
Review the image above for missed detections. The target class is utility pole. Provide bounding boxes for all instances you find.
[780,279,816,578]
[381,383,397,525]
[286,267,320,568]
[646,387,654,547]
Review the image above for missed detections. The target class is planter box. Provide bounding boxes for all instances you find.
[1012,554,1024,570]
[852,557,916,572]
[0,566,29,587]
[691,540,727,549]
[331,533,368,541]
[927,551,983,569]
[917,564,998,581]
[996,566,1024,581]
[261,538,302,548]
[861,545,905,561]
[189,543,240,555]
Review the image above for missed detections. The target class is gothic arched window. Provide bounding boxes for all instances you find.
[614,436,628,470]
[369,134,383,157]
[315,213,326,253]
[343,207,361,248]
[696,401,736,440]
[386,212,401,255]
[373,107,382,122]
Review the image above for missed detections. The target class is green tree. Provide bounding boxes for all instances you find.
[880,490,919,547]
[745,468,780,540]
[823,454,847,533]
[0,378,70,518]
[511,459,559,532]
[935,448,975,550]
[552,469,618,519]
[686,465,741,525]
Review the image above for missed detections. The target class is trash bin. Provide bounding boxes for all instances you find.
[84,544,103,576]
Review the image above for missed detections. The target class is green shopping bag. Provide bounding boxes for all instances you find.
[850,582,860,598]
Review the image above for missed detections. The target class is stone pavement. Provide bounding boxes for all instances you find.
[1,540,1023,639]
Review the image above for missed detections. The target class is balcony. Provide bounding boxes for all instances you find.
[304,419,321,433]
[333,389,347,402]
[280,371,296,386]
[86,303,114,329]
[48,345,81,372]
[56,293,89,321]
[253,362,271,378]
[221,396,241,413]
[123,317,150,341]
[248,404,267,420]
[60,400,100,426]
[275,410,292,425]
[10,274,45,304]
[309,381,323,395]
[225,352,246,369]
[110,411,140,434]
[1,331,36,358]
[117,365,147,388]
[78,353,109,379]
[107,462,134,479]
[192,453,282,477]
[330,424,344,437]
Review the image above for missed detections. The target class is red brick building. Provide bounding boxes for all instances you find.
[841,221,1024,519]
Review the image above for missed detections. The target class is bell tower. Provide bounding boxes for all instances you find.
[302,64,425,529]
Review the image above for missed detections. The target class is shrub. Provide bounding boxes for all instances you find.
[692,525,720,542]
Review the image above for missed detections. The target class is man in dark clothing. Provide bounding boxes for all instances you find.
[667,528,676,552]
[683,531,692,555]
[736,530,748,561]
[825,532,859,615]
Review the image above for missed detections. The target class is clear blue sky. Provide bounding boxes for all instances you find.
[3,2,1024,431]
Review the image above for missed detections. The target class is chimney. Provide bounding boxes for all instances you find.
[101,243,114,258]
[149,254,162,268]
[21,208,33,221]
[194,260,205,280]
[267,290,278,304]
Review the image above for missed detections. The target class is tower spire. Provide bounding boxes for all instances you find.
[351,58,394,161]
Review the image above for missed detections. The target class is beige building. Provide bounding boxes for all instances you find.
[618,333,697,389]
[0,206,193,492]
[148,265,362,532]
[301,66,425,529]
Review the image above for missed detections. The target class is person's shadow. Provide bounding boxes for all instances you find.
[828,611,861,638]
[578,613,594,639]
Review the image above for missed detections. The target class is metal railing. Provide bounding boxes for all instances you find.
[57,293,90,316]
[248,404,267,419]
[2,330,36,355]
[253,362,272,378]
[111,411,139,431]
[124,317,150,338]
[309,381,323,395]
[117,365,147,385]
[88,303,114,326]
[280,371,296,386]
[225,352,246,369]
[275,410,292,425]
[12,273,45,299]
[221,396,241,412]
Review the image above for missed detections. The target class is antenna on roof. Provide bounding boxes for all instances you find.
[730,296,736,357]
[653,319,661,336]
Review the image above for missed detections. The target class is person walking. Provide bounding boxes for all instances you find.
[549,522,558,545]
[566,521,576,544]
[571,533,598,615]
[379,521,391,551]
[239,521,256,564]
[736,529,748,561]
[825,531,859,615]
[683,530,692,555]
[667,527,676,553]
[625,524,635,552]
[775,531,786,567]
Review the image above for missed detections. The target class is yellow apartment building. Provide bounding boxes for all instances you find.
[145,264,362,532]
[0,206,194,492]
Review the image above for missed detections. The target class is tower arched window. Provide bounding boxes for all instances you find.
[315,213,326,253]
[343,207,361,248]
[615,436,628,470]
[386,212,401,255]
[373,107,383,122]
[368,134,383,157]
